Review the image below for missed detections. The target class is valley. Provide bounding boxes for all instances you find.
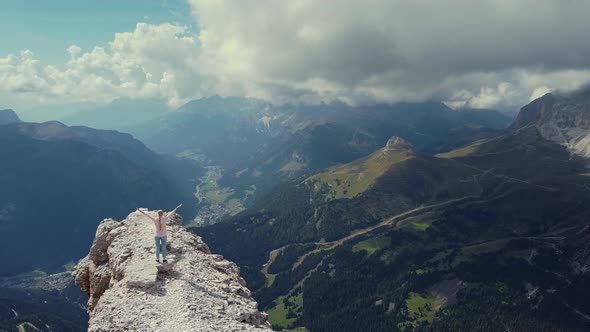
[0,269,88,332]
[0,118,199,331]
[130,97,512,223]
[4,3,590,331]
[190,166,252,226]
[3,92,589,331]
[198,91,590,331]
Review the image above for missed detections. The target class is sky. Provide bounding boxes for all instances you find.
[1,1,193,64]
[2,0,590,119]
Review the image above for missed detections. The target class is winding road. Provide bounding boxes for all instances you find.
[262,195,481,277]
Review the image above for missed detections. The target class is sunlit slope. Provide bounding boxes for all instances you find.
[306,137,415,200]
[201,137,483,271]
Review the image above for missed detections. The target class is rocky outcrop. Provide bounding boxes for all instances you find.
[73,210,270,331]
[512,91,590,158]
[383,136,414,156]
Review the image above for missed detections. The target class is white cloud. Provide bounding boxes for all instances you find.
[187,0,590,109]
[0,23,207,110]
[67,45,82,59]
[189,0,590,108]
[3,1,590,113]
[529,87,551,101]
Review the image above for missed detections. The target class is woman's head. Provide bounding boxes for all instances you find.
[158,210,164,217]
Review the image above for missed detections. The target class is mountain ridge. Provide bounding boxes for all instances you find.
[0,109,21,125]
[199,94,590,331]
[511,90,590,158]
[74,210,271,331]
[0,121,197,276]
[127,97,511,226]
[6,121,165,170]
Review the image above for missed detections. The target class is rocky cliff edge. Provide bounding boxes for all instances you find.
[73,210,270,331]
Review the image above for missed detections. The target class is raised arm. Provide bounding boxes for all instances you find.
[167,204,183,218]
[136,208,157,223]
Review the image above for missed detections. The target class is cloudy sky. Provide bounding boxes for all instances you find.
[2,0,590,118]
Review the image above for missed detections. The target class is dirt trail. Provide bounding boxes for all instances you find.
[262,158,560,278]
[261,196,480,276]
[293,196,479,268]
[261,247,284,279]
[262,160,560,276]
[460,163,557,192]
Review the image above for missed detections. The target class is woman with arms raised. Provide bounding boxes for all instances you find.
[136,204,182,263]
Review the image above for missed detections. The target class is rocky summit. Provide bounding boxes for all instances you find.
[384,136,414,153]
[73,210,270,331]
[512,90,590,158]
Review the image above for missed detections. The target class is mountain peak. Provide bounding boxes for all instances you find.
[384,136,414,152]
[511,90,590,158]
[73,210,270,331]
[0,109,22,125]
[510,93,556,130]
[14,121,73,140]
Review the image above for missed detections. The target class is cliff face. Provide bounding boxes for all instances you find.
[512,92,590,158]
[73,210,270,331]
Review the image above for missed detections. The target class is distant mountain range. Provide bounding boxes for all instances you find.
[220,102,513,194]
[511,89,590,158]
[126,97,513,215]
[133,96,512,166]
[0,112,204,332]
[200,92,590,331]
[0,119,198,277]
[4,94,575,331]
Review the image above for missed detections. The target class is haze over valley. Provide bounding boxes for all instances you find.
[2,1,590,331]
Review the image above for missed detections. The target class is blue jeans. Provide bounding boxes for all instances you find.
[155,236,167,260]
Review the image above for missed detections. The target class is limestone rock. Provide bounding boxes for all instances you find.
[237,311,270,327]
[512,91,590,159]
[73,210,271,331]
[384,136,414,153]
[73,257,90,295]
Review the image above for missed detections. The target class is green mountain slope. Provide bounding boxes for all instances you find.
[219,101,513,197]
[306,137,415,201]
[199,97,590,331]
[199,137,483,295]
